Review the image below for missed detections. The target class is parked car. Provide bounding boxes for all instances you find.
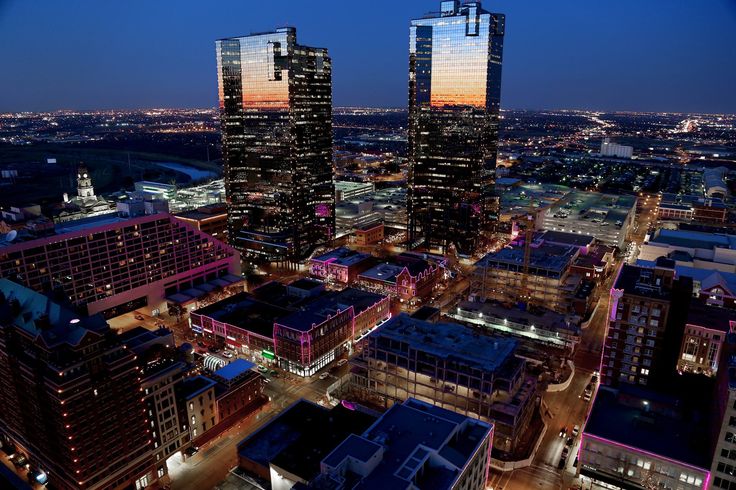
[557,454,567,470]
[12,454,28,468]
[257,365,268,373]
[566,436,574,447]
[572,425,581,437]
[270,370,278,377]
[222,350,234,359]
[184,446,199,457]
[319,372,330,380]
[336,359,348,367]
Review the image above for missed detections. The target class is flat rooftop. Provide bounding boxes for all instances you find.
[237,399,376,482]
[214,359,256,382]
[476,241,577,274]
[277,288,386,332]
[457,301,579,335]
[372,313,518,373]
[178,375,217,400]
[327,398,492,490]
[538,229,595,248]
[639,260,736,298]
[614,264,673,300]
[192,291,291,339]
[585,385,712,471]
[648,228,736,250]
[311,247,372,267]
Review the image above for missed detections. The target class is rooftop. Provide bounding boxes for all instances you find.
[178,375,217,400]
[213,359,257,383]
[476,241,578,274]
[193,292,291,339]
[538,229,595,248]
[0,278,108,348]
[277,288,386,332]
[648,228,736,250]
[237,399,376,481]
[640,260,736,297]
[311,247,373,267]
[584,385,712,471]
[614,264,674,300]
[372,313,518,373]
[359,254,434,283]
[323,398,492,490]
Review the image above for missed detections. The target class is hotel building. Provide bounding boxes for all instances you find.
[0,213,241,317]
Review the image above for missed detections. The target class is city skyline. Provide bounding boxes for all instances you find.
[1,0,735,114]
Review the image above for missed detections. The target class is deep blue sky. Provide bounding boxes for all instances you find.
[1,0,735,113]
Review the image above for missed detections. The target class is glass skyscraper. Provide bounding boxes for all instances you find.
[216,27,334,263]
[408,1,505,255]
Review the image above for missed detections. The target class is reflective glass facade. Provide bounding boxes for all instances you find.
[216,27,334,262]
[408,1,504,255]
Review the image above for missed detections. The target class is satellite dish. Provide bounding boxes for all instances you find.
[4,230,17,242]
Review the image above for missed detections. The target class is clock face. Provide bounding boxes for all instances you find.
[83,173,88,178]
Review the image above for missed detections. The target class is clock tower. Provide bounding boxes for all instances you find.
[77,164,95,199]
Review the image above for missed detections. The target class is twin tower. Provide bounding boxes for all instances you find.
[216,1,505,262]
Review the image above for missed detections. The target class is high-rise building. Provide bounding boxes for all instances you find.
[603,260,692,388]
[0,279,155,490]
[216,27,334,262]
[408,1,505,255]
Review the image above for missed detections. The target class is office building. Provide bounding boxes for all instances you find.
[0,212,242,317]
[335,200,383,238]
[407,1,505,255]
[599,138,633,159]
[657,194,728,224]
[0,279,155,490]
[351,313,536,454]
[603,260,692,388]
[216,27,334,262]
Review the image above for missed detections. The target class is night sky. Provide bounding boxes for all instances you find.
[1,0,735,113]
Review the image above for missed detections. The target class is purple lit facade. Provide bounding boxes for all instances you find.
[0,213,241,317]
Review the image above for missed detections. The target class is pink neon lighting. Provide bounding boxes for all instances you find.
[581,433,710,487]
